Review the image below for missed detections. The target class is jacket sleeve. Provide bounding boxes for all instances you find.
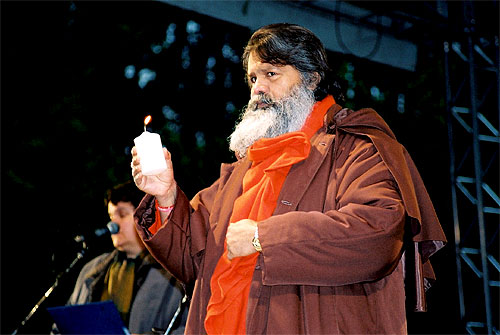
[258,136,406,286]
[134,165,232,285]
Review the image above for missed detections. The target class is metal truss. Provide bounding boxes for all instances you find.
[444,1,499,334]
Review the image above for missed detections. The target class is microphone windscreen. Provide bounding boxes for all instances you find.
[107,221,120,234]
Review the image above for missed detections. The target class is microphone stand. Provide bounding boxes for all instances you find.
[164,294,188,335]
[11,240,88,335]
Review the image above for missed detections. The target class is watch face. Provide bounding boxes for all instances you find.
[252,237,262,252]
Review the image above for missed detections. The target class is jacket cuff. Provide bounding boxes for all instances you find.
[134,193,157,239]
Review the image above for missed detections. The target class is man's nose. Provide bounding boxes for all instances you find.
[252,79,269,96]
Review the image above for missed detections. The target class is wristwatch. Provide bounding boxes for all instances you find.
[252,227,262,252]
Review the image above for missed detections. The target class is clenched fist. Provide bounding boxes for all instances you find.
[226,219,259,260]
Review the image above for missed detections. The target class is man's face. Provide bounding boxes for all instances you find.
[108,201,143,255]
[229,54,316,157]
[246,52,302,104]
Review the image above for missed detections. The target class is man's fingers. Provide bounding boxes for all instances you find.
[131,162,141,177]
[131,155,140,167]
[131,155,144,187]
[132,170,142,186]
[163,147,171,159]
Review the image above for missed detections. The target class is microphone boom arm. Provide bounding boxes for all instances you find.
[11,222,118,334]
[11,247,86,335]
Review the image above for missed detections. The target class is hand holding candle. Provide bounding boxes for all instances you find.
[132,115,177,206]
[133,115,168,176]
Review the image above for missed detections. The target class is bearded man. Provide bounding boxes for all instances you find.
[131,23,446,334]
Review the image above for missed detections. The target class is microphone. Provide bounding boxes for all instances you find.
[74,221,120,243]
[97,221,120,236]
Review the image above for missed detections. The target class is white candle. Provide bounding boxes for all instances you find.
[133,131,168,175]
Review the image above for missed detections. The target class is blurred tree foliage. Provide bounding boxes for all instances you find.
[2,1,455,334]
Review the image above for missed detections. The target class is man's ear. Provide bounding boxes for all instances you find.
[307,72,321,90]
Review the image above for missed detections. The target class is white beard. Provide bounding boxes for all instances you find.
[229,83,316,158]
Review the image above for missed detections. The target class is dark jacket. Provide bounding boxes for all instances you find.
[135,104,446,334]
[66,249,187,334]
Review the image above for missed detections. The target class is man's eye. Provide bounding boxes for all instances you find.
[249,77,256,83]
[267,72,276,77]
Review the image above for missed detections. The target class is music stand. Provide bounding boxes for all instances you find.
[47,300,130,335]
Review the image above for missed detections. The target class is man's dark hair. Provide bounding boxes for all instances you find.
[106,181,144,209]
[242,23,345,104]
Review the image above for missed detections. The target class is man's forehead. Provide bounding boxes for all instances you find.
[247,62,279,72]
[108,201,134,210]
[247,55,289,73]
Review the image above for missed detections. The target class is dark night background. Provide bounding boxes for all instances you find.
[1,1,497,334]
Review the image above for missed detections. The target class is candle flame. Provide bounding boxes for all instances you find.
[144,115,152,126]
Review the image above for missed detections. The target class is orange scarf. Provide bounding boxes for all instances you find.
[205,95,335,334]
